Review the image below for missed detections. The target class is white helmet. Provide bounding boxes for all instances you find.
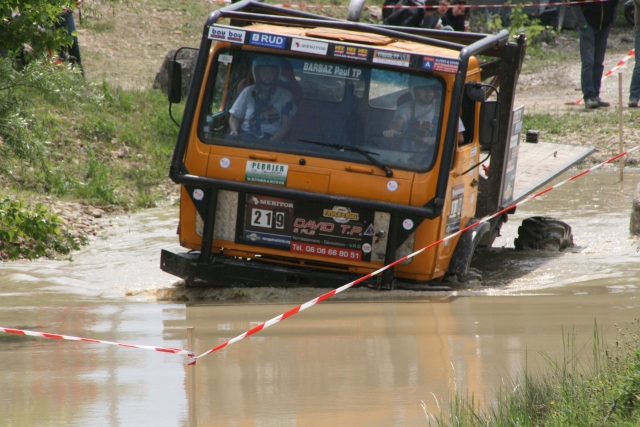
[252,56,281,85]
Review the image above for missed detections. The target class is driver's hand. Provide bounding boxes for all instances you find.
[383,129,399,138]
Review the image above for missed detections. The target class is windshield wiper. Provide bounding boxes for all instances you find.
[298,139,393,178]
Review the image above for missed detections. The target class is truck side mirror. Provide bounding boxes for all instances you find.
[168,60,183,104]
[479,101,500,147]
[466,83,486,103]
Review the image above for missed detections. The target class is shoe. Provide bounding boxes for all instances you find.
[585,98,599,109]
[630,97,639,108]
[596,97,610,107]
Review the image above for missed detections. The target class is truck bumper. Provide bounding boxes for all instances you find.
[160,249,374,288]
[160,249,452,291]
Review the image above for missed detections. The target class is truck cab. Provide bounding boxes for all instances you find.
[161,1,527,289]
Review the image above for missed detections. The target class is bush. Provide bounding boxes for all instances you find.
[0,198,79,260]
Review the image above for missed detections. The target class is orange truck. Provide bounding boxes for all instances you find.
[160,0,530,290]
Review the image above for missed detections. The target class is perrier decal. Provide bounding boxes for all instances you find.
[245,161,289,186]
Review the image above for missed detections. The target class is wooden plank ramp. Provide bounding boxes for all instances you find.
[511,141,595,203]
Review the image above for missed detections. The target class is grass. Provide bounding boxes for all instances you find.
[422,321,640,426]
[1,76,182,210]
[523,107,640,166]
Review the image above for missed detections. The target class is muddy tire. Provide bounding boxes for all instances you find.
[514,216,573,251]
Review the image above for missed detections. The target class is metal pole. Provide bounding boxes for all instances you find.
[619,73,624,182]
[188,327,197,427]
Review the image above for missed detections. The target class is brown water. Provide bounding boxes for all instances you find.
[1,169,639,427]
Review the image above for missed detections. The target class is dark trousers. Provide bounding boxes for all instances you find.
[56,10,82,71]
[630,30,640,100]
[579,24,610,100]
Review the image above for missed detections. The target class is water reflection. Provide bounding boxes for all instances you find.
[0,170,638,426]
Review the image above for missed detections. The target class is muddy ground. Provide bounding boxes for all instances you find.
[54,1,640,241]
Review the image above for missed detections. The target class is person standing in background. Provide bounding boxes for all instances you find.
[55,5,83,74]
[441,0,469,31]
[572,0,618,109]
[628,0,640,107]
[421,0,443,29]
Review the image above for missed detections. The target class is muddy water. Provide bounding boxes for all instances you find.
[1,170,639,427]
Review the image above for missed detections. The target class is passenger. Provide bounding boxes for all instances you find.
[383,75,441,149]
[229,55,297,141]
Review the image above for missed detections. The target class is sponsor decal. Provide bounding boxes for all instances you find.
[509,134,520,149]
[243,230,292,246]
[246,233,261,241]
[402,219,413,230]
[361,243,372,254]
[292,202,374,262]
[242,194,294,248]
[512,107,524,124]
[302,61,362,80]
[422,56,435,70]
[245,161,288,186]
[511,120,522,135]
[386,180,398,192]
[248,195,294,209]
[248,32,286,50]
[208,26,246,44]
[372,50,410,67]
[333,45,369,61]
[322,206,359,223]
[364,224,374,236]
[291,38,328,55]
[193,189,204,201]
[220,157,230,168]
[218,54,233,64]
[446,184,464,234]
[423,56,459,74]
[291,242,362,261]
[501,105,524,205]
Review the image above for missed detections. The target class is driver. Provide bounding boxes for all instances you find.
[229,55,297,141]
[383,75,440,149]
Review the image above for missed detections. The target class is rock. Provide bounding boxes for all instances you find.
[630,181,640,235]
[367,5,382,21]
[115,146,130,159]
[91,209,104,219]
[153,48,199,99]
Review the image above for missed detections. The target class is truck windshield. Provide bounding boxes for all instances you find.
[199,48,445,173]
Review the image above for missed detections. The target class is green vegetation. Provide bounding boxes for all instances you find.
[0,56,180,259]
[0,58,180,209]
[422,321,640,426]
[0,198,79,260]
[1,0,73,60]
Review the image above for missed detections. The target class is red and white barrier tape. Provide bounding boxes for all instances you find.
[380,0,610,8]
[192,144,640,363]
[568,49,636,105]
[2,145,638,365]
[0,326,194,359]
[207,0,611,8]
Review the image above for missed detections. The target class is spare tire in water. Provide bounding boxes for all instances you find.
[514,216,574,251]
